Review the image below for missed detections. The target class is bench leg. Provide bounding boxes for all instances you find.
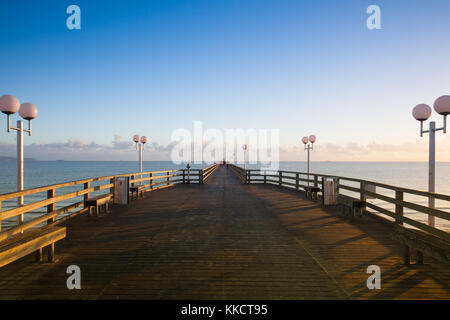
[417,250,424,265]
[48,243,55,262]
[36,247,43,262]
[404,245,411,265]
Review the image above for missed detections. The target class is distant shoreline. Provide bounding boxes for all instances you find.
[0,158,448,164]
[0,156,36,161]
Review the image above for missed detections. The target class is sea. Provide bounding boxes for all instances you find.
[0,161,449,231]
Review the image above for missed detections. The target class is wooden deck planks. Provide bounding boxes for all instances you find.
[0,165,448,299]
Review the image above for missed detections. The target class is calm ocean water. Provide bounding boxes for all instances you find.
[0,161,449,231]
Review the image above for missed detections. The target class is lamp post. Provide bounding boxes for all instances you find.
[302,135,316,187]
[132,134,148,185]
[0,94,38,225]
[242,144,248,171]
[412,95,450,227]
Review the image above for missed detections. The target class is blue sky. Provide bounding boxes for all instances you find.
[1,0,450,161]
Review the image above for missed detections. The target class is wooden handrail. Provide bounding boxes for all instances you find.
[0,165,219,236]
[230,165,450,241]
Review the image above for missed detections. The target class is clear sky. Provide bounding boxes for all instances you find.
[1,0,449,161]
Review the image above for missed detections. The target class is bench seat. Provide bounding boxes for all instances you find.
[303,186,321,200]
[337,195,366,219]
[84,194,112,216]
[391,226,450,265]
[130,185,145,200]
[0,226,66,268]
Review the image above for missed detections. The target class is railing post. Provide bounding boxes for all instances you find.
[131,175,135,187]
[83,182,90,202]
[149,173,153,190]
[279,171,282,186]
[167,171,170,186]
[360,181,367,201]
[182,170,186,184]
[295,173,299,190]
[110,178,114,195]
[200,170,204,184]
[395,190,404,225]
[264,171,267,184]
[83,182,90,216]
[47,188,56,224]
[314,175,318,188]
[247,170,250,184]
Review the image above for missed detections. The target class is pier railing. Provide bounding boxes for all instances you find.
[229,164,450,241]
[0,164,219,239]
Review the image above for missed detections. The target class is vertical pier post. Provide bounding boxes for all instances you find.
[278,172,282,186]
[360,181,367,201]
[47,188,55,224]
[395,190,404,225]
[295,173,299,190]
[84,182,90,216]
[150,173,153,190]
[84,182,90,201]
[110,178,114,195]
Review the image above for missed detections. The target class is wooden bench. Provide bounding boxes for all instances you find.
[303,186,321,200]
[130,185,145,200]
[84,194,112,217]
[0,226,66,268]
[337,195,366,219]
[391,226,450,265]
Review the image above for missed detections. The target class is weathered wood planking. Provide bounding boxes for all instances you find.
[231,165,450,242]
[0,166,448,299]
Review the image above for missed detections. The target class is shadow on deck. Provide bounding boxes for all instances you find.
[0,166,449,299]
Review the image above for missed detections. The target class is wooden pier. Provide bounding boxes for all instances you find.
[0,165,449,299]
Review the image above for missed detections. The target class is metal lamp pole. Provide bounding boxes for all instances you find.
[133,135,148,185]
[0,95,38,225]
[242,144,248,171]
[412,96,450,227]
[302,135,316,187]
